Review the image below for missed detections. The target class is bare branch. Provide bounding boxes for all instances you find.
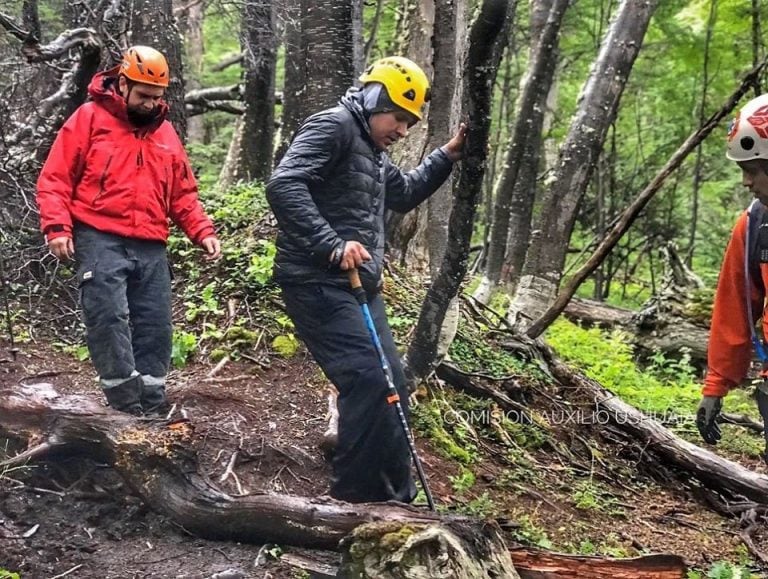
[185,84,243,102]
[0,11,30,40]
[21,28,101,63]
[211,51,244,72]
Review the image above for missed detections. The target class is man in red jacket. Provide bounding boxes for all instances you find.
[698,94,768,458]
[37,46,220,415]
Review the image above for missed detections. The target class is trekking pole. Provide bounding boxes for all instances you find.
[347,269,435,511]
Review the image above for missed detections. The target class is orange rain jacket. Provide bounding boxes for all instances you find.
[704,210,767,397]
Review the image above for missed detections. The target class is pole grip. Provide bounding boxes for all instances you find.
[347,268,362,290]
[347,268,367,305]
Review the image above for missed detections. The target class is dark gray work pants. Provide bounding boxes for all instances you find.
[74,223,172,389]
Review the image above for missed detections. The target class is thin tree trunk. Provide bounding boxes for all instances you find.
[276,0,305,161]
[405,0,512,386]
[473,0,569,304]
[364,0,386,63]
[184,0,207,144]
[129,0,187,141]
[352,0,365,77]
[425,0,467,277]
[385,0,434,270]
[686,0,717,267]
[525,58,768,338]
[509,0,658,330]
[752,0,763,97]
[593,154,606,301]
[238,0,277,183]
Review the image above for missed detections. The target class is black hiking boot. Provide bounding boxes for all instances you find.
[103,376,143,416]
[140,380,170,417]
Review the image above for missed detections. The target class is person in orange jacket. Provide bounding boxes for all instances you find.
[36,46,221,415]
[697,94,768,457]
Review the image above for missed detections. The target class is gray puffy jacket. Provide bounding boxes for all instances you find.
[266,88,454,293]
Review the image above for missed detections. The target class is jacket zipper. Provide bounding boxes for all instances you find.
[93,155,113,204]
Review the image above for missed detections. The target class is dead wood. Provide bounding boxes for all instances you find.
[0,381,696,577]
[510,549,686,578]
[0,382,454,550]
[547,356,768,505]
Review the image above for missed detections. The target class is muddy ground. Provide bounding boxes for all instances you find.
[2,336,768,578]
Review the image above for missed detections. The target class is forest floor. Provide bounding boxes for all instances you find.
[2,327,768,578]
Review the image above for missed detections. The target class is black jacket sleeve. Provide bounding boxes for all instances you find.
[384,147,454,213]
[266,112,349,262]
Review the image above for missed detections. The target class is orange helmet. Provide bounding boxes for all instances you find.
[120,46,169,88]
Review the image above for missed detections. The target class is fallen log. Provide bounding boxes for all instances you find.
[562,296,709,368]
[0,382,456,549]
[510,549,686,579]
[546,355,768,504]
[0,382,691,577]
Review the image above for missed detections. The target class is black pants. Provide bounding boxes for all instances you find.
[74,224,172,388]
[281,283,416,503]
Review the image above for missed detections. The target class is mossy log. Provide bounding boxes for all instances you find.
[337,521,520,578]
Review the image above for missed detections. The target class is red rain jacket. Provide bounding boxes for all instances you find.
[37,68,215,245]
[704,210,768,397]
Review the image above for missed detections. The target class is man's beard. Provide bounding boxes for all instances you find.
[127,106,159,127]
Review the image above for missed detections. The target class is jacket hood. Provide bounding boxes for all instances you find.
[340,88,373,138]
[87,66,169,130]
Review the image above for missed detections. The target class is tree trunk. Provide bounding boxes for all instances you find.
[474,0,568,305]
[752,0,763,97]
[183,0,207,144]
[301,0,355,115]
[405,0,513,386]
[0,382,469,550]
[276,0,306,160]
[384,0,434,270]
[524,58,768,338]
[686,0,717,267]
[276,0,355,161]
[129,0,187,141]
[219,116,245,189]
[352,0,365,77]
[238,0,277,183]
[509,0,658,330]
[425,0,468,277]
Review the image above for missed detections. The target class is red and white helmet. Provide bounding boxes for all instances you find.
[726,94,768,162]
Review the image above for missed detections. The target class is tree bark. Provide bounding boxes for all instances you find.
[238,0,277,183]
[276,0,354,162]
[405,0,512,386]
[276,0,305,160]
[384,0,435,270]
[129,0,188,141]
[524,58,768,338]
[474,0,569,304]
[425,0,468,277]
[509,0,658,330]
[338,521,521,578]
[300,0,355,115]
[686,0,717,267]
[183,0,207,143]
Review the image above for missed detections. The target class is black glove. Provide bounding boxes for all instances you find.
[696,396,722,444]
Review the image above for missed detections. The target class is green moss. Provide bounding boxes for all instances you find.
[272,334,299,358]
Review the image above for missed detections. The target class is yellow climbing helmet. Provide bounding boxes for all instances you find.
[359,56,431,121]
